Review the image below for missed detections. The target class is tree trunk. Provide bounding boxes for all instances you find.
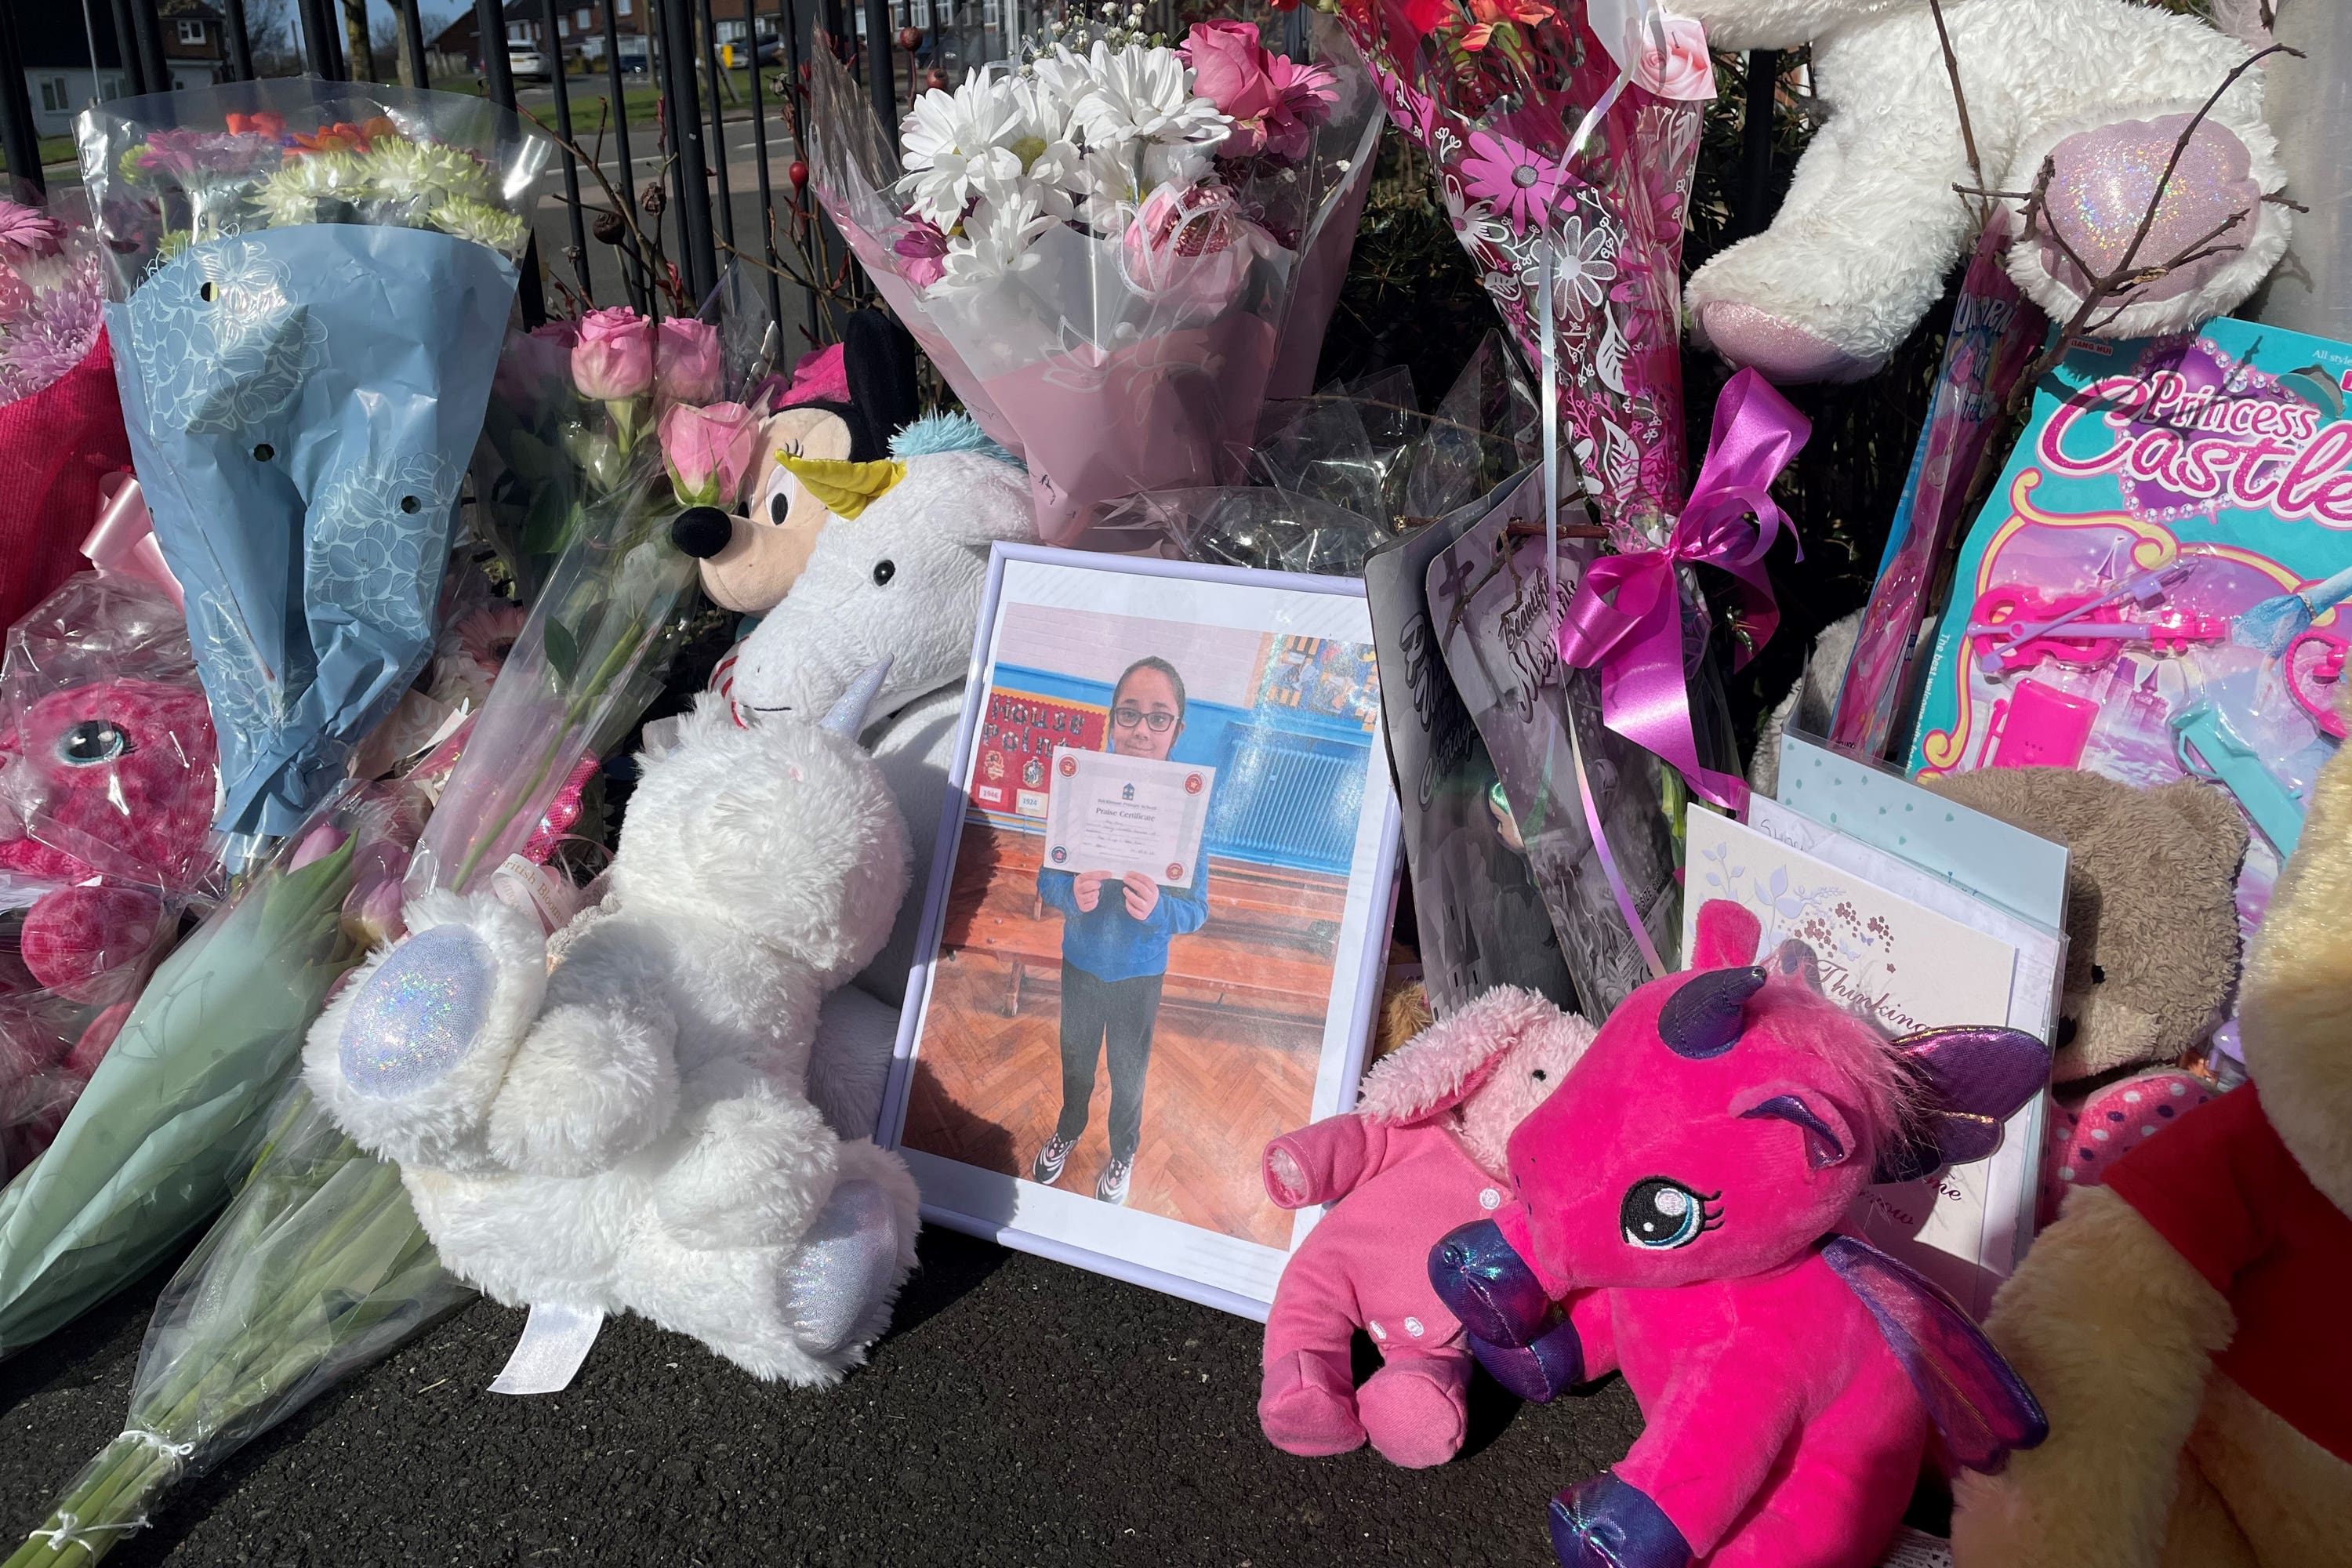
[343,0,378,81]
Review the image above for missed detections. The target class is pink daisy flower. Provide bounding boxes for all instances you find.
[1460,132,1569,235]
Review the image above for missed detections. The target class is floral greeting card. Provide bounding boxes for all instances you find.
[1684,809,2036,1314]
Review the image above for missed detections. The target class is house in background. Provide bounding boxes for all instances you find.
[16,0,226,137]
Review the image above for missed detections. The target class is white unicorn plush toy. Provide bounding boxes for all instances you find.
[304,666,918,1385]
[718,414,1037,1110]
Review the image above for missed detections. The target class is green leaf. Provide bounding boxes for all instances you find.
[543,616,579,684]
[521,491,574,557]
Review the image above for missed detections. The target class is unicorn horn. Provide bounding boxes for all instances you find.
[779,453,907,520]
[819,658,895,739]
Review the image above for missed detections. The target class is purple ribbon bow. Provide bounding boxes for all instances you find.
[1555,368,1810,814]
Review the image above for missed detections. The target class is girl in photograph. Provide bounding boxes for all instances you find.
[1030,655,1210,1205]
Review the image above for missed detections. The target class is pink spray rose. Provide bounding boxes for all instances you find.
[1120,184,1266,320]
[493,318,583,405]
[571,306,655,401]
[1182,22,1283,158]
[655,315,724,406]
[659,399,765,508]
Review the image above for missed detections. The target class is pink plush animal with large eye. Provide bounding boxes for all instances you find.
[1432,899,2053,1568]
[0,677,218,1001]
[1258,990,1596,1468]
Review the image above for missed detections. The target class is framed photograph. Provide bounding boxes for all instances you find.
[882,544,1402,1319]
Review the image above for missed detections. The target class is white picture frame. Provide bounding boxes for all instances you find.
[880,545,1402,1319]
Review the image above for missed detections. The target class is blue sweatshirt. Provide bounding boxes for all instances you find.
[1036,867,1209,982]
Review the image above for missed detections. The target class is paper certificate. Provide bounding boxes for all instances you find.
[1041,750,1215,889]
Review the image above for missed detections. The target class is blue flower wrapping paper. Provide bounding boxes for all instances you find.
[109,222,518,837]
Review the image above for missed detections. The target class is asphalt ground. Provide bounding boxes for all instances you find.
[2,1225,1665,1566]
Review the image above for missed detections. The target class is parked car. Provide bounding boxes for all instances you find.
[507,45,553,82]
[583,33,652,73]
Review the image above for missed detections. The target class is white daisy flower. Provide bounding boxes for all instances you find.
[899,78,1026,228]
[936,191,1054,292]
[1070,42,1226,154]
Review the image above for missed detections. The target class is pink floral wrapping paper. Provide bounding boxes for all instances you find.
[1337,0,1703,541]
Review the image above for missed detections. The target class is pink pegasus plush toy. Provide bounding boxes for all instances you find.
[1259,989,1596,1467]
[1432,900,2053,1568]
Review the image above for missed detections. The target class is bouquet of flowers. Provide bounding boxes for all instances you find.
[5,346,724,1559]
[806,11,1383,542]
[470,300,738,603]
[0,197,135,633]
[0,782,404,1356]
[1332,0,1712,539]
[78,82,548,839]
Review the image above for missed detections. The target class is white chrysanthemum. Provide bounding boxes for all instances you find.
[935,191,1054,292]
[1070,42,1226,154]
[1024,46,1098,121]
[899,78,1025,228]
[252,152,365,227]
[1004,75,1086,221]
[365,135,492,205]
[427,195,530,256]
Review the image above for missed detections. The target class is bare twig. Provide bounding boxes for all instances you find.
[1998,42,2303,408]
[1925,0,1990,228]
[517,105,693,316]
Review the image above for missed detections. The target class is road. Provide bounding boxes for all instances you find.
[523,107,825,343]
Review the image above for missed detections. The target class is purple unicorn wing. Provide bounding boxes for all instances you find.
[1821,1236,2048,1472]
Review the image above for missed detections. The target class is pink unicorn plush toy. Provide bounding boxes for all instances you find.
[1432,900,2052,1568]
[1259,989,1596,1467]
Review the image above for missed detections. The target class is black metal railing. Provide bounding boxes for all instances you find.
[0,0,1788,364]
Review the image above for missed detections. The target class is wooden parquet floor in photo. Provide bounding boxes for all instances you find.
[903,954,1324,1249]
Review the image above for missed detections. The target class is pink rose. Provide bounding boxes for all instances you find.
[655,315,724,406]
[493,318,583,405]
[1120,184,1266,321]
[1182,21,1282,157]
[659,399,764,508]
[571,305,655,401]
[1631,15,1715,101]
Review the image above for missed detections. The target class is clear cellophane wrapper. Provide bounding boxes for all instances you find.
[804,16,1385,544]
[0,573,222,1177]
[1097,328,1541,573]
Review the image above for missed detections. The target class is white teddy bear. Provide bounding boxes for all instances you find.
[1685,0,2288,383]
[303,670,919,1385]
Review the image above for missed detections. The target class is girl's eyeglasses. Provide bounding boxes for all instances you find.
[1112,707,1177,733]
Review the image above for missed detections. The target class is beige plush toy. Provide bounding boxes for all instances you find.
[1922,768,2245,1083]
[1949,740,2352,1567]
